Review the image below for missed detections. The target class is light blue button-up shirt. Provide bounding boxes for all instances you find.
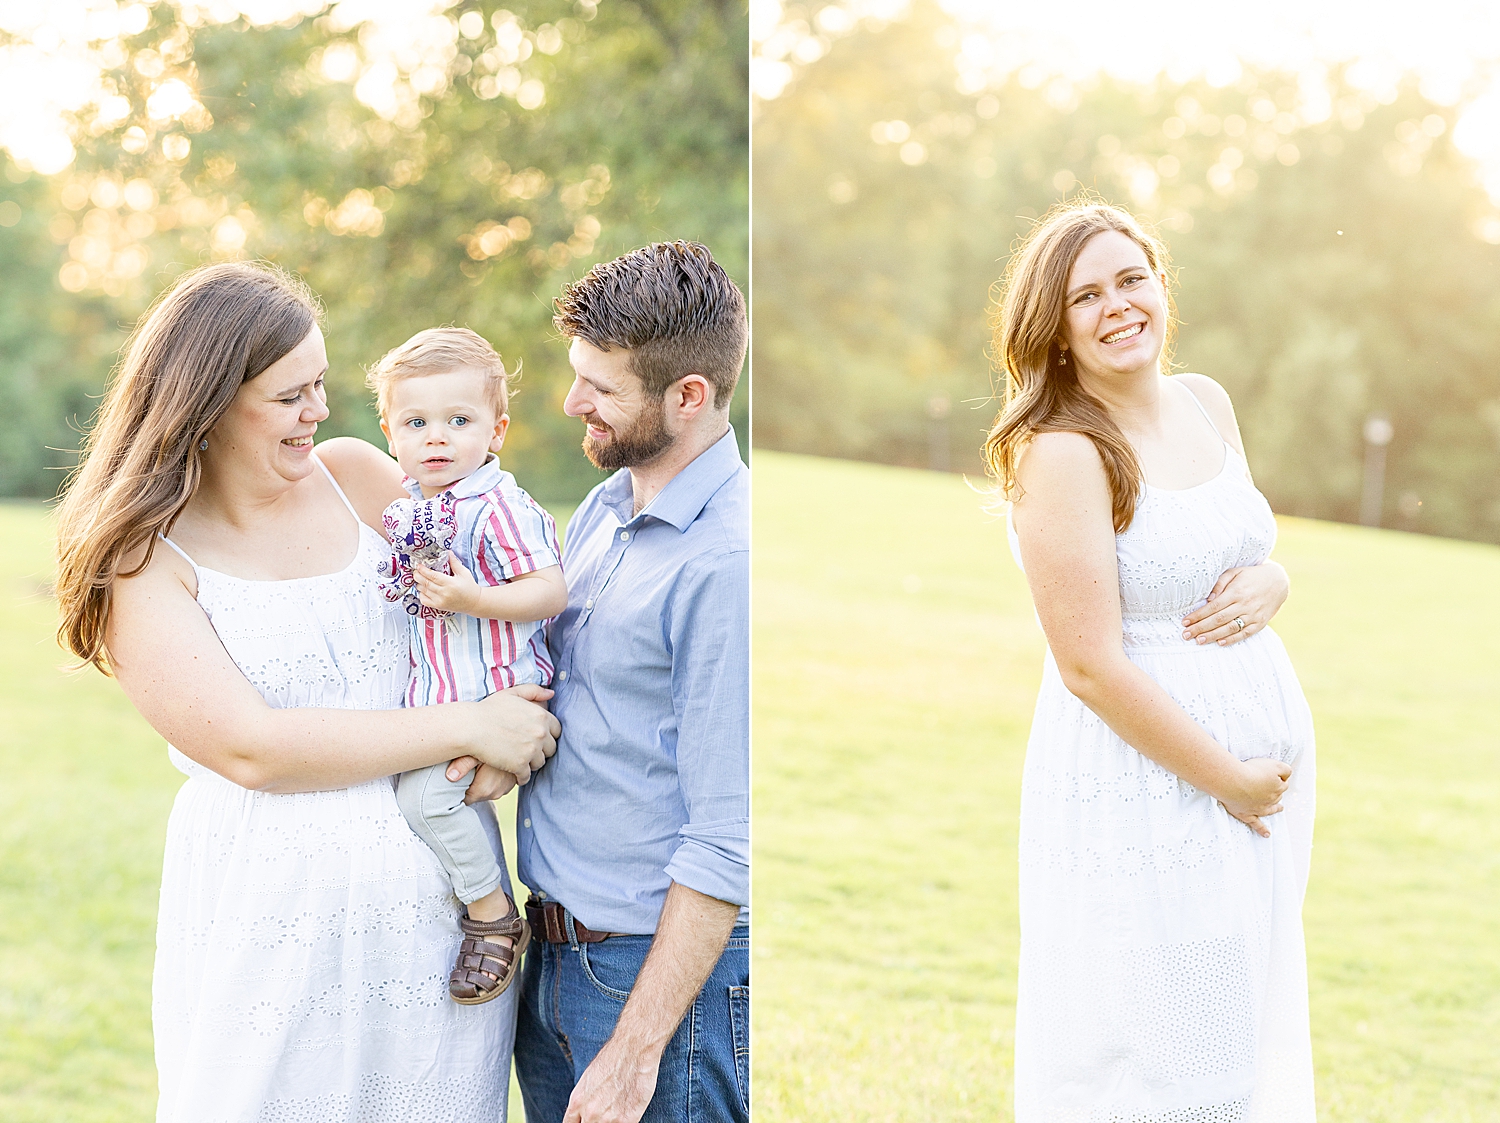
[517,427,749,934]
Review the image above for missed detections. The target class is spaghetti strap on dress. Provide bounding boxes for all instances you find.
[156,534,197,568]
[1181,377,1226,437]
[152,454,516,1122]
[316,453,364,519]
[1008,379,1317,1121]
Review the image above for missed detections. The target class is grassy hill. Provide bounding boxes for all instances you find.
[752,451,1500,1122]
[5,453,1498,1122]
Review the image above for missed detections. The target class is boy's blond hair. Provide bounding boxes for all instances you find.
[367,327,516,418]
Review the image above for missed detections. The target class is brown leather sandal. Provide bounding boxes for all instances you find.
[448,904,531,1005]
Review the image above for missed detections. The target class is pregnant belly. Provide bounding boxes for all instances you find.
[1126,626,1313,765]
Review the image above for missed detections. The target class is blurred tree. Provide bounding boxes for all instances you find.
[0,0,748,500]
[753,0,1500,543]
[0,158,124,495]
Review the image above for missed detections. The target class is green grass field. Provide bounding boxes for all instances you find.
[0,501,579,1123]
[7,454,1500,1122]
[752,451,1500,1122]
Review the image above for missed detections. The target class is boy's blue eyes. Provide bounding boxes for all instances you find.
[405,417,471,429]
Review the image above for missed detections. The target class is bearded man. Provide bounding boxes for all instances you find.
[513,241,748,1123]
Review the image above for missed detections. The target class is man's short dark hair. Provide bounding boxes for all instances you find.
[553,241,747,409]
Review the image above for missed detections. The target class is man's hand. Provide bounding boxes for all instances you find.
[414,550,481,615]
[562,1038,663,1123]
[562,883,741,1123]
[456,763,519,802]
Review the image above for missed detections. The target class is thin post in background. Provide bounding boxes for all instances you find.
[927,394,951,472]
[1360,414,1394,527]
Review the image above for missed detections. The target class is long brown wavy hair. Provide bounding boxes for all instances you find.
[54,261,321,672]
[982,199,1176,533]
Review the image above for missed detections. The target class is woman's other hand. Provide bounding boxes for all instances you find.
[1182,561,1290,647]
[1220,756,1292,838]
[446,683,559,787]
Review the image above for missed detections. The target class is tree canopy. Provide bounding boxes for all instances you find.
[753,1,1500,543]
[0,0,748,500]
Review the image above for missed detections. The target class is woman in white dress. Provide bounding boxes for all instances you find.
[984,201,1317,1121]
[53,262,556,1122]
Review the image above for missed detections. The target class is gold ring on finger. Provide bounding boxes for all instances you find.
[1233,616,1246,631]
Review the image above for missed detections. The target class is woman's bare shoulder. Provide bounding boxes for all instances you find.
[314,436,404,528]
[1173,373,1244,451]
[1175,372,1236,415]
[1016,430,1108,485]
[108,536,203,668]
[314,435,396,478]
[117,534,198,597]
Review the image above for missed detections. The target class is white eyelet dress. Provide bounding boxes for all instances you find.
[1010,405,1317,1122]
[152,459,515,1123]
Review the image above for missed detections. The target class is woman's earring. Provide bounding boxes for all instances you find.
[200,439,209,451]
[1057,351,1067,367]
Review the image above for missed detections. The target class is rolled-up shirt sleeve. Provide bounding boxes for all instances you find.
[662,544,750,907]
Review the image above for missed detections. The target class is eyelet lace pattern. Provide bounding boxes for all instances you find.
[1008,447,1317,1121]
[154,520,514,1123]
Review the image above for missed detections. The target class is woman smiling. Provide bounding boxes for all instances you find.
[52,261,556,1121]
[986,200,1316,1121]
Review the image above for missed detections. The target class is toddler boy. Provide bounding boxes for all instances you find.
[368,327,566,1004]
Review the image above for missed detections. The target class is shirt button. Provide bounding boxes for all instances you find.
[557,670,567,681]
[619,530,629,541]
[584,598,593,609]
[523,818,532,828]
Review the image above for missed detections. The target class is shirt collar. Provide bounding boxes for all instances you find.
[401,454,506,502]
[601,426,743,532]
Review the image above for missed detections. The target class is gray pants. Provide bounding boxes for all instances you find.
[394,763,506,906]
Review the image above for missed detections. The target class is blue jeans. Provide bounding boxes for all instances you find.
[514,919,750,1123]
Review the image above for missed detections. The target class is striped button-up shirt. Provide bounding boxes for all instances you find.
[398,457,560,706]
[518,427,749,934]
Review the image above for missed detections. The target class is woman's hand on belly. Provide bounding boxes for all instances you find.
[1182,560,1289,646]
[1218,756,1293,837]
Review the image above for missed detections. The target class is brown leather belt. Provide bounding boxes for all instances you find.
[525,896,625,944]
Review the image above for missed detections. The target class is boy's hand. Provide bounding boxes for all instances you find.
[414,550,480,615]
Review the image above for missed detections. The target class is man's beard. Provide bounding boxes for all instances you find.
[581,399,675,470]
